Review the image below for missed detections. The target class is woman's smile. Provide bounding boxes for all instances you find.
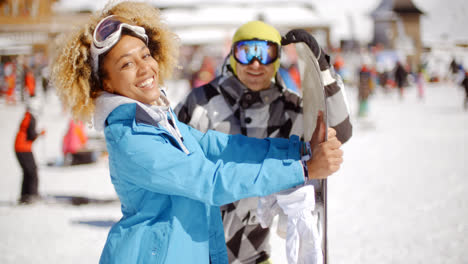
[101,35,161,104]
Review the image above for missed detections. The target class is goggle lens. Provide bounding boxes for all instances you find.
[233,40,279,65]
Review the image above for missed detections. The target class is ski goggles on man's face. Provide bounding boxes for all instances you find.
[90,15,148,78]
[232,40,280,65]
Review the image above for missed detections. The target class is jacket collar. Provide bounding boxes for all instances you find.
[93,91,168,131]
[95,92,190,154]
[135,104,160,127]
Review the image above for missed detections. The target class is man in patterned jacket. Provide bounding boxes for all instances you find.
[176,21,352,264]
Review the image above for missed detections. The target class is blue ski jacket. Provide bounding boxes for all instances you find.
[95,94,306,264]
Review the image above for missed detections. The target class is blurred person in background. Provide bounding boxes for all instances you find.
[416,64,425,100]
[461,70,468,110]
[0,59,4,99]
[4,58,16,104]
[278,44,301,93]
[177,21,352,264]
[394,61,408,99]
[62,119,97,166]
[24,66,36,99]
[40,66,51,103]
[50,2,344,263]
[358,63,372,117]
[449,58,458,77]
[333,51,345,79]
[15,55,26,103]
[191,56,216,88]
[448,57,465,84]
[14,99,45,204]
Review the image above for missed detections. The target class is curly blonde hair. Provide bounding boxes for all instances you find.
[51,1,180,123]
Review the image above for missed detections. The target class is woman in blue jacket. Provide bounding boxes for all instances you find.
[51,2,343,263]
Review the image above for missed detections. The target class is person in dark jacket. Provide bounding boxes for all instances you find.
[177,21,352,264]
[394,61,408,99]
[461,71,468,109]
[14,103,45,204]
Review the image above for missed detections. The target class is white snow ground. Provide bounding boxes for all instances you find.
[1,80,467,263]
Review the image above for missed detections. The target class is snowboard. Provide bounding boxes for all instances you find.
[296,42,329,264]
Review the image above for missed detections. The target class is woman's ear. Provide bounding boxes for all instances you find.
[102,78,113,94]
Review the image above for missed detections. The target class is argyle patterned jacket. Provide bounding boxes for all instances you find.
[176,62,351,264]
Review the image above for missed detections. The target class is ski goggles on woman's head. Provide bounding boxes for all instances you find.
[232,39,280,65]
[90,15,149,78]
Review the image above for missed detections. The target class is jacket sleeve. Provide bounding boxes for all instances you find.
[283,29,352,143]
[324,66,353,144]
[105,122,305,207]
[174,95,193,125]
[26,113,39,141]
[174,83,217,133]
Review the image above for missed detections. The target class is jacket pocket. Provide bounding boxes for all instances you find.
[139,222,171,264]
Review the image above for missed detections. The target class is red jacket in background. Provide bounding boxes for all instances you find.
[24,71,36,97]
[15,111,39,152]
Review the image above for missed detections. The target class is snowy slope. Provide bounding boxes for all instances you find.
[1,80,468,263]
